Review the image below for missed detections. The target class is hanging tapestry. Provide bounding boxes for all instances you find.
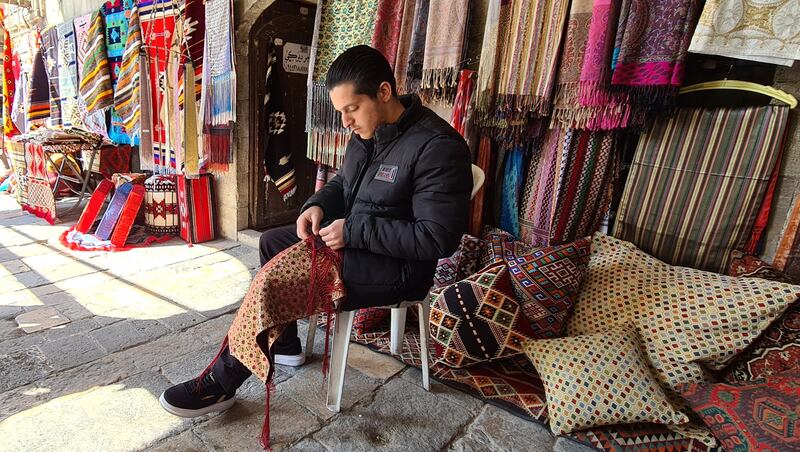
[200,0,236,172]
[419,0,469,103]
[613,106,789,273]
[499,145,525,238]
[22,143,56,225]
[263,47,296,202]
[41,27,62,127]
[306,0,378,168]
[114,3,142,139]
[551,0,593,129]
[57,22,79,129]
[101,0,134,145]
[79,12,114,113]
[610,0,701,109]
[74,13,110,137]
[2,13,19,138]
[689,0,799,66]
[225,238,344,449]
[28,47,51,123]
[140,0,178,173]
[393,0,417,95]
[404,0,429,94]
[371,0,405,70]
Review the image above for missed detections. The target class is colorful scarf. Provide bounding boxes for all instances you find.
[306,0,378,168]
[689,0,799,66]
[28,47,51,123]
[2,13,19,138]
[420,0,469,103]
[404,0,429,93]
[613,106,788,273]
[114,3,142,138]
[102,0,134,144]
[41,27,62,127]
[263,46,296,202]
[551,0,593,128]
[79,11,114,113]
[393,0,418,95]
[450,69,476,139]
[371,0,405,69]
[499,145,525,238]
[610,0,701,109]
[57,22,79,129]
[201,0,236,172]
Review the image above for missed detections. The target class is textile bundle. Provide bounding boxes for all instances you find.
[263,46,296,202]
[306,0,378,168]
[393,0,418,95]
[79,11,114,114]
[114,3,142,138]
[101,0,134,144]
[41,27,62,127]
[419,0,469,103]
[613,106,789,274]
[200,0,236,172]
[57,22,79,129]
[689,0,799,66]
[28,47,51,123]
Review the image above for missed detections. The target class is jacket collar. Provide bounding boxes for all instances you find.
[355,94,424,147]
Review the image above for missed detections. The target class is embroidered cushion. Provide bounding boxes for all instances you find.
[429,263,536,368]
[567,234,800,399]
[679,374,800,452]
[524,326,688,435]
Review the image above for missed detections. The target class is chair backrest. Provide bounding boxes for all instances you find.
[470,164,485,200]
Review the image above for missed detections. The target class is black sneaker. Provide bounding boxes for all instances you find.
[272,336,306,367]
[159,371,236,417]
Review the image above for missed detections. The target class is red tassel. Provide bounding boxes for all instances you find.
[260,379,275,451]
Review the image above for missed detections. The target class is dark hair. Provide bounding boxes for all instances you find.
[325,45,397,97]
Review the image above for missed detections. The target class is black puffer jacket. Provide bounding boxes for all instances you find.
[303,95,472,310]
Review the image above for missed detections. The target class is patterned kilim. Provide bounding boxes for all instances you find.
[79,11,114,113]
[613,106,789,273]
[101,0,133,144]
[22,143,56,225]
[524,327,687,435]
[28,48,51,122]
[114,3,141,138]
[57,22,79,129]
[680,374,800,451]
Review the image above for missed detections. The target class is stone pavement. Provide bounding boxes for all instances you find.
[0,194,595,452]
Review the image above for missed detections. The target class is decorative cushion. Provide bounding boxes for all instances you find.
[429,263,536,368]
[433,234,486,289]
[504,237,590,338]
[144,174,179,235]
[567,234,800,400]
[524,327,688,435]
[482,231,534,267]
[679,374,800,452]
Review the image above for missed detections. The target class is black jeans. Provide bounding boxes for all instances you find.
[212,224,301,393]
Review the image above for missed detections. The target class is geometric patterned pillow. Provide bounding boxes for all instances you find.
[679,374,800,451]
[429,263,537,368]
[524,327,688,435]
[433,234,486,289]
[504,237,591,338]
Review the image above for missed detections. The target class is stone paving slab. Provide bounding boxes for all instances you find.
[15,307,70,333]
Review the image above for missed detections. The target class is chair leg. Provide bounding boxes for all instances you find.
[390,307,407,355]
[326,310,355,413]
[305,314,318,358]
[417,302,431,391]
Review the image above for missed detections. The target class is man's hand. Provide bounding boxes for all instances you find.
[296,206,324,239]
[319,219,346,250]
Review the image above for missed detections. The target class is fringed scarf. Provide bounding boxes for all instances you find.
[551,0,593,129]
[183,62,200,177]
[79,12,114,114]
[114,3,142,138]
[102,0,134,145]
[419,0,469,103]
[451,69,477,152]
[41,27,62,127]
[2,13,19,138]
[306,0,378,168]
[263,47,296,202]
[371,0,405,70]
[404,0,429,93]
[610,0,701,109]
[201,0,236,172]
[474,0,504,126]
[28,47,51,123]
[393,0,418,95]
[222,237,344,450]
[499,145,525,238]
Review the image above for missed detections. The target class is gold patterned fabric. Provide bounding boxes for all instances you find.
[689,0,800,66]
[524,327,688,435]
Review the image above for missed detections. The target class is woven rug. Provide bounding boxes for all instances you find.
[114,3,142,140]
[101,0,134,145]
[28,47,51,123]
[57,22,79,129]
[79,11,114,114]
[22,143,56,225]
[41,26,62,127]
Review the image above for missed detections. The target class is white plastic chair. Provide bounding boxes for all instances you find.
[306,164,486,412]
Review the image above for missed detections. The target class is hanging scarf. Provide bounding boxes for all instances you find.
[450,69,476,141]
[520,127,569,246]
[404,0,429,93]
[689,0,799,66]
[115,3,142,138]
[610,0,701,109]
[165,18,185,173]
[306,0,379,168]
[73,13,108,135]
[79,12,114,113]
[469,135,492,236]
[474,0,505,125]
[41,27,62,127]
[2,14,19,138]
[263,47,297,202]
[28,47,51,123]
[393,0,417,95]
[183,62,200,177]
[499,145,525,238]
[419,0,469,103]
[200,0,236,172]
[102,0,134,144]
[371,0,405,70]
[139,47,155,171]
[551,0,593,128]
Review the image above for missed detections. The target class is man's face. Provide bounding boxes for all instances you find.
[329,82,386,139]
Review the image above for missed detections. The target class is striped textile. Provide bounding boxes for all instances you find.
[79,12,114,113]
[57,22,79,129]
[41,27,62,127]
[613,106,789,273]
[28,48,51,122]
[101,0,134,144]
[177,174,215,244]
[114,3,141,137]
